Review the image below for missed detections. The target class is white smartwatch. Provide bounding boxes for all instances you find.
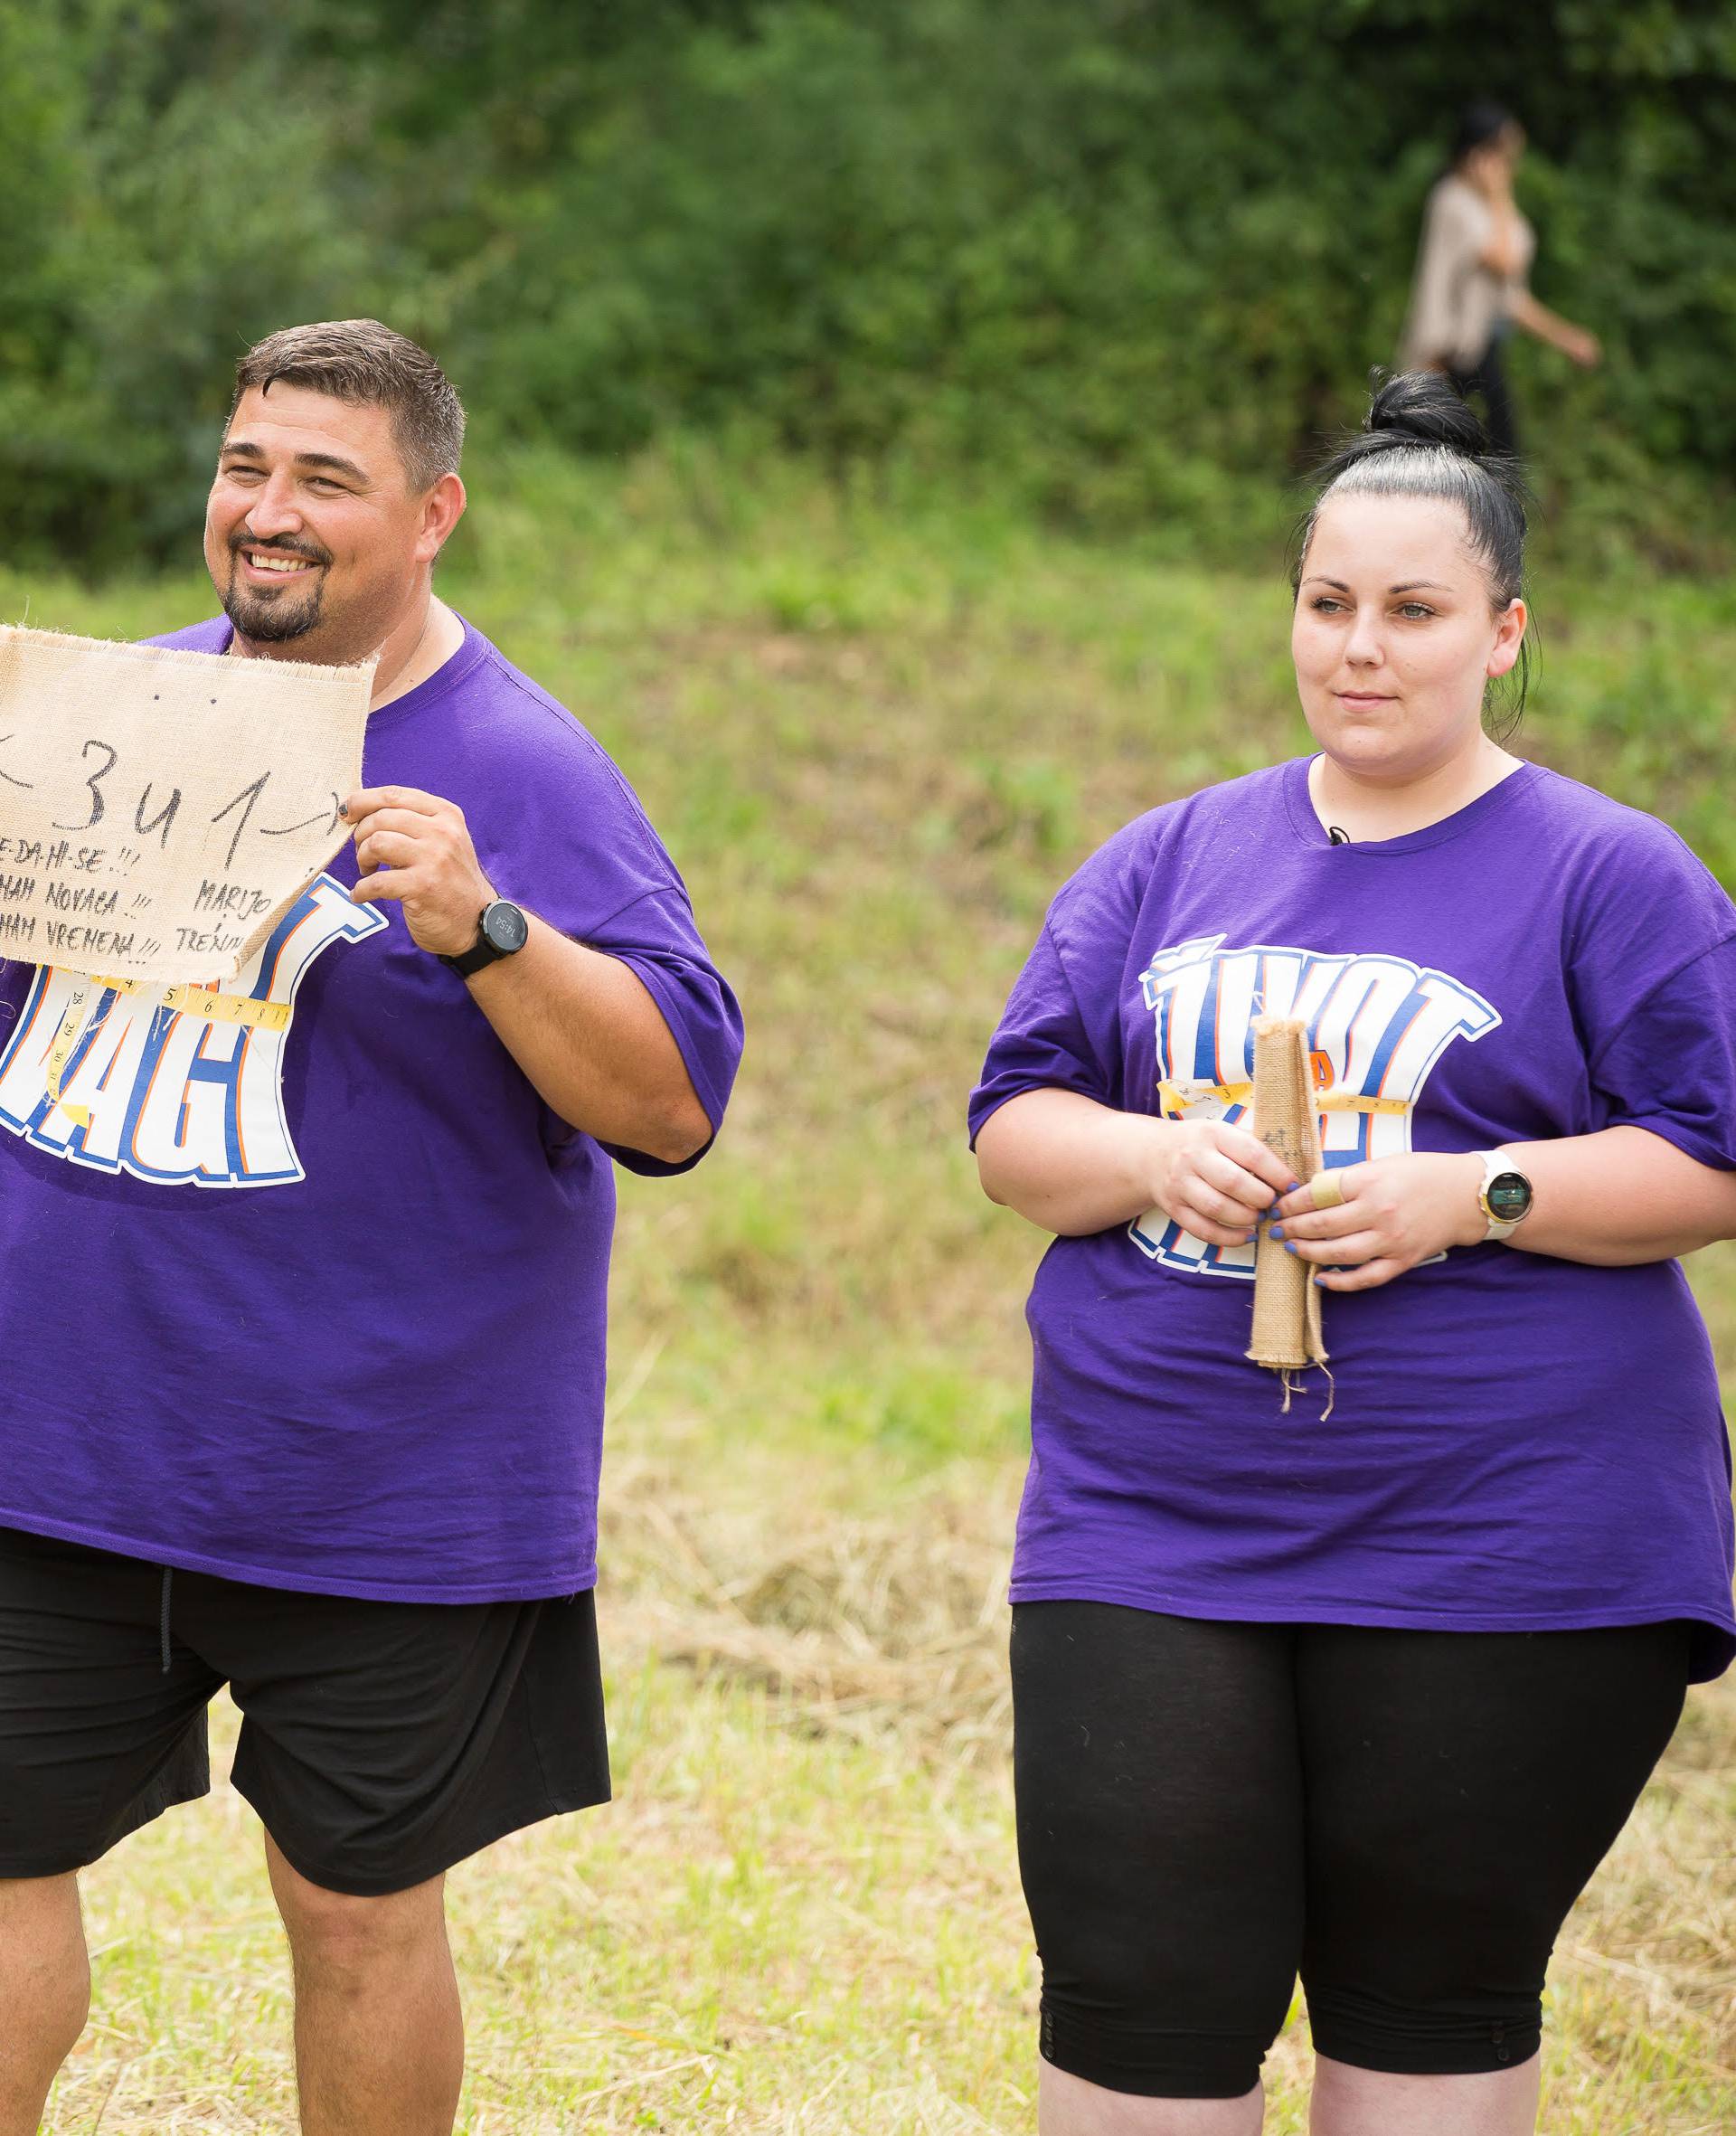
[1473,1150,1533,1242]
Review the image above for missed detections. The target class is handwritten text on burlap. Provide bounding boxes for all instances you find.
[0,627,373,985]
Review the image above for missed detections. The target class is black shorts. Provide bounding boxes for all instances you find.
[1012,1601,1690,2099]
[0,1525,610,1896]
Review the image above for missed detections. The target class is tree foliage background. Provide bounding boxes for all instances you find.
[4,0,1731,568]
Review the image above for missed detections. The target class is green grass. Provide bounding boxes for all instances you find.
[6,458,1735,2131]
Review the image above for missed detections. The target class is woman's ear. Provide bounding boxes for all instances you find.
[1487,598,1527,682]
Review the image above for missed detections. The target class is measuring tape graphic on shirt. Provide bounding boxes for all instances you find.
[42,978,293,1122]
[1156,1075,1410,1119]
[0,872,385,1187]
[1133,934,1501,1276]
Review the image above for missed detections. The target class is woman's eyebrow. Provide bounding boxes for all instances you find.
[1300,577,1454,594]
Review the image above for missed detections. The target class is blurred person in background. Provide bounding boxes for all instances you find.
[970,372,1736,2135]
[1400,100,1601,456]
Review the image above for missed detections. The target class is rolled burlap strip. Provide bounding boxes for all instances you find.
[1245,1016,1328,1383]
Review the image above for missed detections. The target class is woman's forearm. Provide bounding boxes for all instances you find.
[976,1089,1170,1236]
[976,1088,1296,1247]
[1500,1125,1736,1265]
[1505,288,1559,342]
[979,1101,1736,1265]
[1505,288,1598,366]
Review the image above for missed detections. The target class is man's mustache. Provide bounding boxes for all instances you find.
[229,529,333,566]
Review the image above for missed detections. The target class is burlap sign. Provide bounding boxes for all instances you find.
[0,627,373,986]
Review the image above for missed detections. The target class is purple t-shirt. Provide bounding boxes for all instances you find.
[0,617,742,1602]
[970,758,1736,1681]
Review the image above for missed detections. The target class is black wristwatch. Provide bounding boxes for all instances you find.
[439,899,530,978]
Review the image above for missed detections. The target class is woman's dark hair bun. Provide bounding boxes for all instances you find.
[1360,368,1492,463]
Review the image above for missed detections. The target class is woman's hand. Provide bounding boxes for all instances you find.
[1561,324,1602,369]
[1269,1153,1486,1291]
[1152,1120,1297,1249]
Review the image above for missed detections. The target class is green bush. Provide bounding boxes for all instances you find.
[2,0,1730,569]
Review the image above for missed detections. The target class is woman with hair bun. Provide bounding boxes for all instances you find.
[1401,101,1600,455]
[970,372,1736,2134]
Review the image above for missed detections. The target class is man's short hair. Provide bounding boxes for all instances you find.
[228,320,466,492]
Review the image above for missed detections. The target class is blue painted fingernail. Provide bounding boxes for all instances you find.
[1287,1180,1301,1193]
[1270,1224,1286,1241]
[1282,1241,1297,1254]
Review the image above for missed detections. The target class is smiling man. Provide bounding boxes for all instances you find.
[0,321,743,2136]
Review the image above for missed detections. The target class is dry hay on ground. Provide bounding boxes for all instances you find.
[602,1454,1018,1759]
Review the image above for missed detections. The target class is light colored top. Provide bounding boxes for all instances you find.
[1399,174,1534,373]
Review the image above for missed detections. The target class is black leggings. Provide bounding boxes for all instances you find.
[1012,1602,1689,2099]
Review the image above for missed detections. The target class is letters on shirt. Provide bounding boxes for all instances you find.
[1129,933,1500,1277]
[0,873,384,1188]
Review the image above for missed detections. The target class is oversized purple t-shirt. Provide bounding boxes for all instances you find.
[970,758,1736,1681]
[0,617,742,1602]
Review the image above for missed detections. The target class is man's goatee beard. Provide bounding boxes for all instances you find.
[222,582,325,644]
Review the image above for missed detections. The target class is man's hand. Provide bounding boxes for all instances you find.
[342,786,495,958]
[1269,1153,1486,1291]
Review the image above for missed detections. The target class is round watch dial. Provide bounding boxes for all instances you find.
[481,901,529,954]
[1486,1171,1532,1222]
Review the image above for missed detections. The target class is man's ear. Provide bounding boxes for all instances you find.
[420,472,467,562]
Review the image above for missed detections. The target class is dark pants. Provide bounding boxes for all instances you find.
[1449,337,1518,458]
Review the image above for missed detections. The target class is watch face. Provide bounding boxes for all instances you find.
[1486,1171,1532,1222]
[481,901,529,954]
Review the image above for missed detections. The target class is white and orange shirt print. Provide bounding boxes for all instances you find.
[1129,933,1501,1277]
[0,873,385,1188]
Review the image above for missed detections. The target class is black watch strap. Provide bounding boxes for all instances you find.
[439,899,530,978]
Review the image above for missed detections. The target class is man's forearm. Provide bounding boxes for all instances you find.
[466,915,712,1162]
[1501,1125,1736,1265]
